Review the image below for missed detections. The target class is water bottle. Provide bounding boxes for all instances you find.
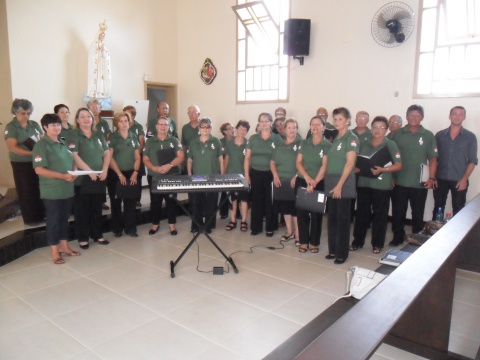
[444,212,452,222]
[434,207,444,222]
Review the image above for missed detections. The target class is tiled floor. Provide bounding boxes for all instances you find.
[0,189,479,359]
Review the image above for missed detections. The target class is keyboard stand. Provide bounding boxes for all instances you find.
[169,192,239,278]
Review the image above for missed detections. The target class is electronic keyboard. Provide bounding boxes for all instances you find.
[153,174,249,193]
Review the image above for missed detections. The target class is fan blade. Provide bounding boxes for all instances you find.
[394,10,412,21]
[376,13,389,29]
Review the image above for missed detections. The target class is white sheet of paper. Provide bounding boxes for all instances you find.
[317,193,325,203]
[68,170,103,175]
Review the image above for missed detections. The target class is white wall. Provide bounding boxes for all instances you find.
[4,0,480,216]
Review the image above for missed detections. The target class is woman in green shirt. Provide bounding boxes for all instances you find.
[71,108,111,249]
[350,116,402,253]
[33,113,79,264]
[295,115,332,253]
[244,112,283,236]
[54,104,74,141]
[271,119,302,242]
[4,98,45,226]
[325,107,359,264]
[107,112,141,237]
[224,120,250,232]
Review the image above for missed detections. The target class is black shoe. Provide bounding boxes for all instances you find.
[114,232,123,238]
[149,226,159,235]
[128,232,138,238]
[325,254,335,260]
[334,258,346,264]
[102,203,110,210]
[266,231,274,237]
[205,229,212,234]
[191,228,199,233]
[170,230,178,236]
[96,238,110,245]
[389,239,404,246]
[25,221,42,227]
[220,214,228,220]
[251,230,259,236]
[79,242,89,249]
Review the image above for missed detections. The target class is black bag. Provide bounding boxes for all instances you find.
[272,181,296,201]
[295,187,327,213]
[324,173,356,198]
[115,181,141,199]
[80,175,107,194]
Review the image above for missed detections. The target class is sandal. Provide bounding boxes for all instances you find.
[310,246,319,253]
[373,247,382,254]
[349,244,363,251]
[299,246,308,253]
[240,222,248,232]
[281,233,294,241]
[61,250,81,257]
[52,257,65,265]
[225,221,237,231]
[295,240,300,246]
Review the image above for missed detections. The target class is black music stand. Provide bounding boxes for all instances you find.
[169,192,239,278]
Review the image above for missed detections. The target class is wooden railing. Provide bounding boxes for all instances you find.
[266,194,480,360]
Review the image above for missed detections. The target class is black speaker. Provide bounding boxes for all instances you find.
[283,19,311,56]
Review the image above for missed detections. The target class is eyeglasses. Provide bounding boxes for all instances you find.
[157,123,169,126]
[388,121,401,124]
[200,125,211,129]
[372,126,387,130]
[225,127,234,131]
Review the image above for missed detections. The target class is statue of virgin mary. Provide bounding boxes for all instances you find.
[84,20,112,109]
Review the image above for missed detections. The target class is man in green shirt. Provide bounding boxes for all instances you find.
[390,104,438,246]
[147,101,178,138]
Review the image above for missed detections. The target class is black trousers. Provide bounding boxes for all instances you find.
[295,177,324,246]
[147,175,177,225]
[391,185,427,239]
[433,179,468,218]
[192,192,218,231]
[10,161,45,224]
[249,168,274,233]
[353,187,391,248]
[219,192,229,217]
[43,197,73,246]
[327,197,351,260]
[74,186,104,242]
[108,170,137,234]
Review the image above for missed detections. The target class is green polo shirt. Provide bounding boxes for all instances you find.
[392,125,437,188]
[357,139,401,190]
[130,121,145,140]
[181,122,199,150]
[326,130,359,174]
[70,129,108,186]
[352,127,373,146]
[144,135,183,176]
[247,132,283,171]
[109,131,140,170]
[32,136,74,199]
[225,137,247,175]
[95,117,111,141]
[298,137,332,179]
[59,123,74,141]
[4,117,44,162]
[272,137,302,180]
[188,135,223,175]
[147,116,178,138]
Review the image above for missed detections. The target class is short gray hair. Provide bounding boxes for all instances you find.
[11,98,33,115]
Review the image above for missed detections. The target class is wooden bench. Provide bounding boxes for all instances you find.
[266,194,480,360]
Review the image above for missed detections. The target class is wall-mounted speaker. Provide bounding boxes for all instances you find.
[283,19,311,56]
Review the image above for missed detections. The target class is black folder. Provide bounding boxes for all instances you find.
[324,128,339,141]
[295,187,327,213]
[324,173,356,198]
[272,181,296,201]
[23,137,37,150]
[356,146,393,178]
[115,181,141,199]
[80,176,107,194]
[156,148,177,175]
